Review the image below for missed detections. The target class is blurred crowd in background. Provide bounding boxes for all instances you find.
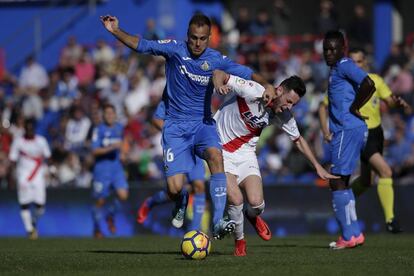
[1,0,414,189]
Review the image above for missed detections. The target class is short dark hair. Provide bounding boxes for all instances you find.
[280,75,306,97]
[349,47,366,56]
[102,103,115,112]
[324,30,345,46]
[188,13,211,30]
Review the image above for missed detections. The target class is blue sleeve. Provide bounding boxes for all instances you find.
[219,55,253,80]
[339,59,367,85]
[154,101,166,120]
[91,126,102,150]
[136,38,179,58]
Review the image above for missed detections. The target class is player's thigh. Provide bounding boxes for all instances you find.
[33,181,46,205]
[112,168,128,200]
[240,175,263,207]
[330,126,367,176]
[163,120,196,177]
[193,121,222,169]
[369,152,392,178]
[226,173,243,206]
[17,182,33,205]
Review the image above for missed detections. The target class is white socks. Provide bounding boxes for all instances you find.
[228,204,244,240]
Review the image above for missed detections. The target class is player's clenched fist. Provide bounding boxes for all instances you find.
[100,15,119,33]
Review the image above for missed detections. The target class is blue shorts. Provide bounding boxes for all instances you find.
[92,165,128,199]
[330,126,368,176]
[186,156,205,182]
[162,119,220,177]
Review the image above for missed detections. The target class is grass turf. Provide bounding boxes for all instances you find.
[1,234,414,275]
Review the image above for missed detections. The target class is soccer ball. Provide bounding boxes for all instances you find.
[181,230,211,260]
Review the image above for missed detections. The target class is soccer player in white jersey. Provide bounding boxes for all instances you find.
[212,70,338,256]
[9,118,51,239]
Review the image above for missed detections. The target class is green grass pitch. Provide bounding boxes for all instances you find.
[1,235,414,275]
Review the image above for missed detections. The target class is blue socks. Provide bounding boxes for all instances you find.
[92,205,104,231]
[332,189,361,241]
[190,193,206,230]
[148,190,170,208]
[348,190,361,237]
[107,198,122,218]
[210,173,227,226]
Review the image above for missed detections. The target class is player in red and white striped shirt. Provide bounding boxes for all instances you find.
[9,119,51,239]
[212,70,338,256]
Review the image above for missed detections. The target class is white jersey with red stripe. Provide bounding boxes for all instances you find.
[214,75,300,154]
[9,135,51,186]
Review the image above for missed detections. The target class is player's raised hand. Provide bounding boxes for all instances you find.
[100,15,119,33]
[262,84,276,106]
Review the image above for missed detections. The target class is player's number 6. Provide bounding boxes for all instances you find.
[164,148,174,162]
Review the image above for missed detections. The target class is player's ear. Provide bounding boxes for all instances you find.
[275,86,283,97]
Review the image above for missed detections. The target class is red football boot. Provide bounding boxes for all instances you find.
[246,214,272,241]
[136,198,151,224]
[234,239,247,256]
[106,215,116,234]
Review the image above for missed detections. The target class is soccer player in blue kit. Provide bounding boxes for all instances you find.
[91,104,128,238]
[101,13,275,239]
[323,31,375,249]
[137,101,207,232]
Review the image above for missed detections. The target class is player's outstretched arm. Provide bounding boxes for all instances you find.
[100,15,139,50]
[350,75,375,120]
[293,136,339,180]
[318,101,332,142]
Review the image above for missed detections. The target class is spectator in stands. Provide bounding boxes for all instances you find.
[54,67,79,111]
[346,4,372,50]
[60,36,83,67]
[235,6,252,36]
[100,78,128,124]
[381,43,409,76]
[124,70,150,117]
[271,0,291,36]
[143,18,165,41]
[250,9,272,37]
[92,39,115,66]
[74,48,96,88]
[314,0,338,35]
[64,106,91,157]
[19,56,49,91]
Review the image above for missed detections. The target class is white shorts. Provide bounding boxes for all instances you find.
[223,150,261,185]
[17,180,46,205]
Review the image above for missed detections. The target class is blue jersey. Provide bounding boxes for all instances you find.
[137,39,253,121]
[328,57,368,132]
[91,122,124,172]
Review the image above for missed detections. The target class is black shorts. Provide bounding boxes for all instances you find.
[361,125,384,163]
